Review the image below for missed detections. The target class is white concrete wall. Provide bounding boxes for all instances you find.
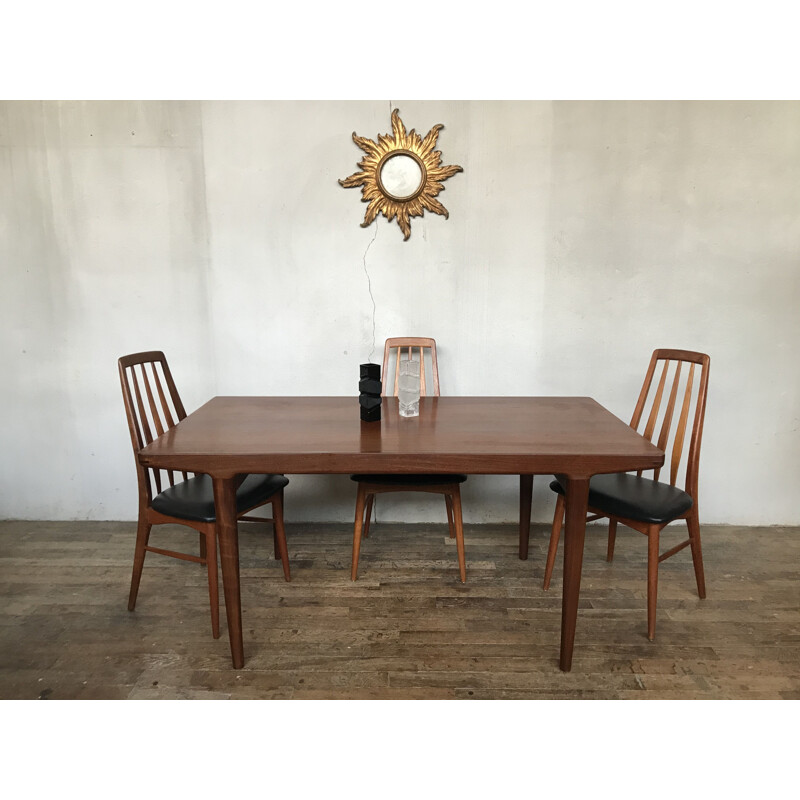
[2,100,798,524]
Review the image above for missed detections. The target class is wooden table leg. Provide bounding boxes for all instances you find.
[518,474,534,560]
[351,483,366,581]
[559,475,590,672]
[213,476,244,669]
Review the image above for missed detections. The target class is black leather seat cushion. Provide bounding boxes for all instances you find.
[350,473,467,486]
[152,473,289,523]
[549,473,692,525]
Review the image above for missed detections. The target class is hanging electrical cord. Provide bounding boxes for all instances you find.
[362,223,378,363]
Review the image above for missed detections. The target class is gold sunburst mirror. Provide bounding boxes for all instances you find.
[339,109,463,240]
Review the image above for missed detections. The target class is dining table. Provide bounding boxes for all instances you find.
[138,395,664,670]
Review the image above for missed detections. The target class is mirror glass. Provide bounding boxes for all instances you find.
[380,154,423,200]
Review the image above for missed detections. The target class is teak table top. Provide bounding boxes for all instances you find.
[139,395,663,477]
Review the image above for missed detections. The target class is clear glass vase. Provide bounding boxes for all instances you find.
[398,359,420,417]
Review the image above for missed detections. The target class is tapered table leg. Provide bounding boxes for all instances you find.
[559,475,590,672]
[213,476,244,669]
[351,485,366,581]
[518,474,534,560]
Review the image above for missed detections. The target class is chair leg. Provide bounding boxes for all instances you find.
[686,508,706,599]
[607,519,617,562]
[199,533,207,562]
[450,486,467,583]
[647,525,660,641]
[444,494,455,539]
[272,490,291,582]
[205,530,220,639]
[128,517,152,611]
[363,494,374,539]
[543,494,565,590]
[351,484,367,581]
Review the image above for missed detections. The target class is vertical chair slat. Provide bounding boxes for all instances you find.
[152,469,163,499]
[152,362,176,429]
[143,363,165,438]
[419,346,427,396]
[161,360,187,421]
[123,367,145,452]
[670,363,695,486]
[630,354,660,429]
[394,348,402,396]
[131,366,153,446]
[685,357,710,499]
[429,344,440,396]
[643,361,669,443]
[654,361,682,482]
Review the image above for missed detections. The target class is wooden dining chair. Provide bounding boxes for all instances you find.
[350,337,468,582]
[118,351,291,639]
[537,349,710,641]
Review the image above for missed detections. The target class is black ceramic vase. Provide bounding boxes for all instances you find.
[359,363,382,422]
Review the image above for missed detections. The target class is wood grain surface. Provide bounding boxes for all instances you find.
[138,396,664,476]
[1,519,798,699]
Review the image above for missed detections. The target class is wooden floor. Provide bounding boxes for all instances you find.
[1,519,798,699]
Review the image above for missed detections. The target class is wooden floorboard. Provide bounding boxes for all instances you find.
[0,519,798,699]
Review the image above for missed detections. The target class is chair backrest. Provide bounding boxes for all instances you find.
[118,351,188,504]
[381,337,440,397]
[629,349,710,499]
